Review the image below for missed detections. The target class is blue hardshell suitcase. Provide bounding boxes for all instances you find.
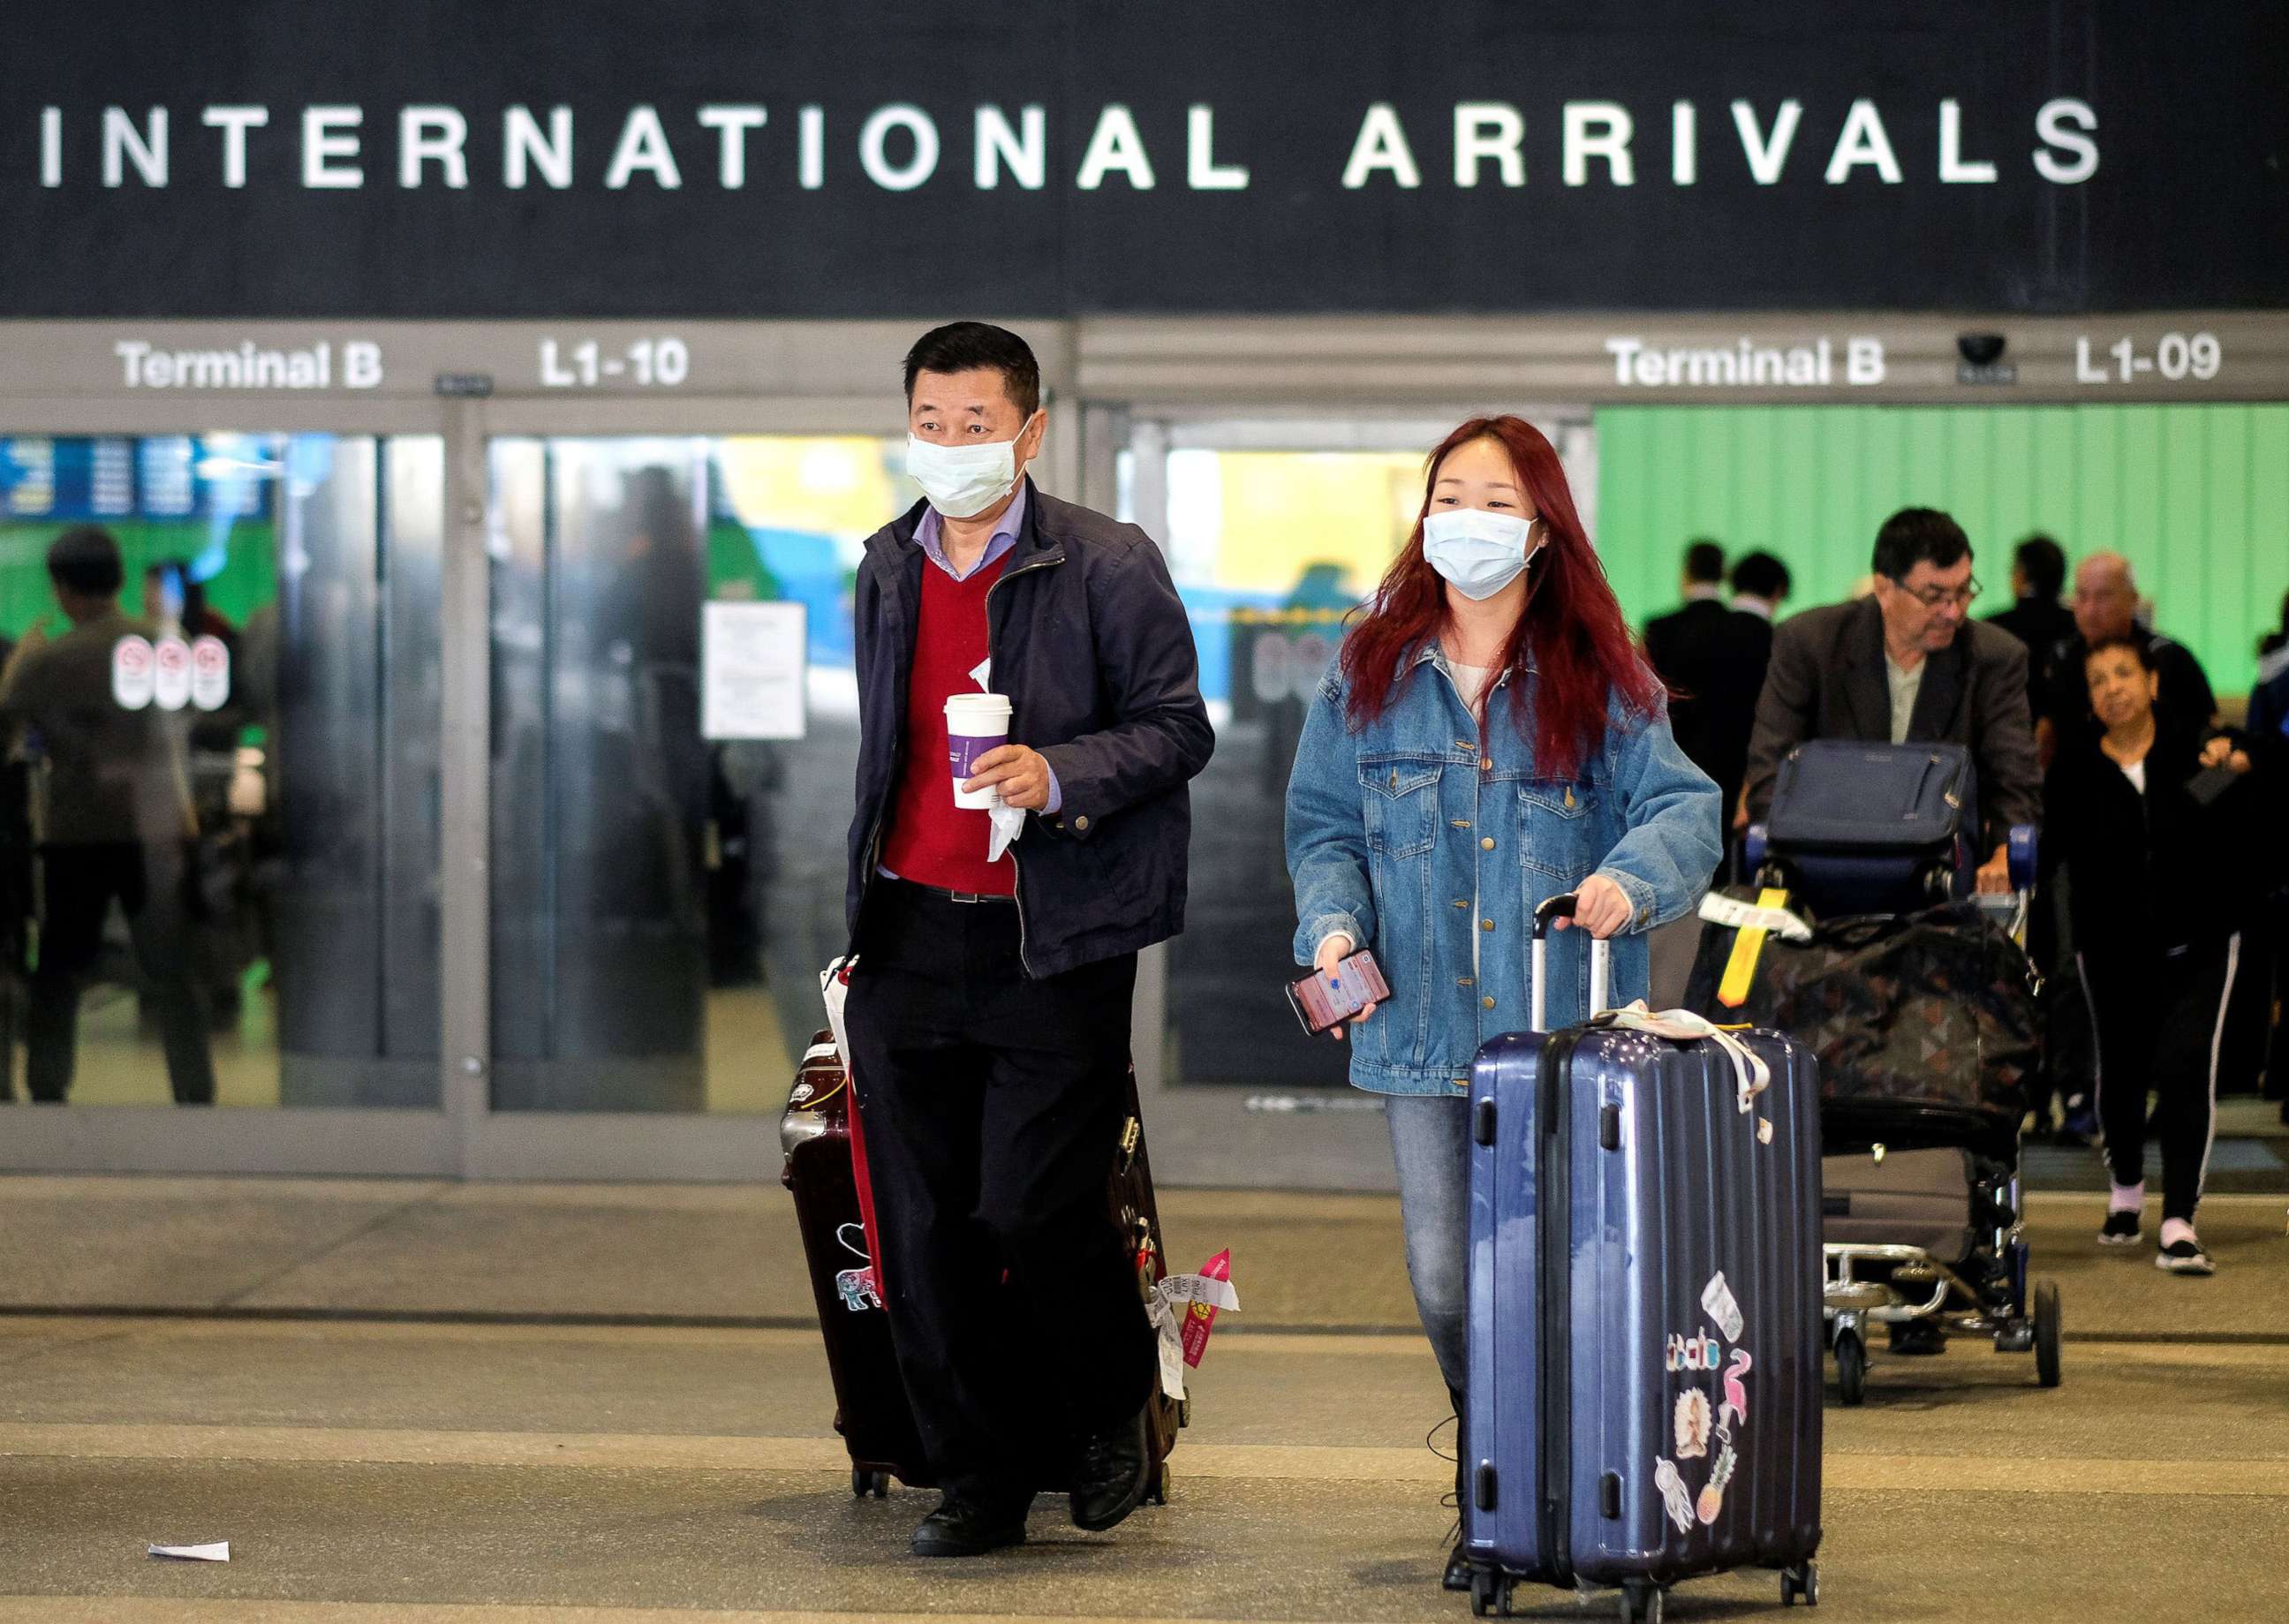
[1461,896,1824,1621]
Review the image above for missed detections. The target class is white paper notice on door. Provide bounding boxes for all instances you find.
[703,601,807,740]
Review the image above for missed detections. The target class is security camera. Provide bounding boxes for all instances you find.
[1957,333,2007,366]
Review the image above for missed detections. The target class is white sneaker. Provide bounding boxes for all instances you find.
[2155,1237,2215,1276]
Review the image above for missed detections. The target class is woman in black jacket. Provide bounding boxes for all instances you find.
[2043,634,2256,1275]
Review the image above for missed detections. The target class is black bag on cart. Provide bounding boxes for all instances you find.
[779,1030,1183,1501]
[1685,895,2038,1157]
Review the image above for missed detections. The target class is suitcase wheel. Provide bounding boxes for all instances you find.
[1146,1461,1171,1506]
[1619,1579,1664,1624]
[1782,1561,1819,1607]
[1469,1567,1508,1617]
[851,1468,890,1499]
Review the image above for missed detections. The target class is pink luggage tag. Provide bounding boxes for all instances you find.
[1145,1250,1239,1400]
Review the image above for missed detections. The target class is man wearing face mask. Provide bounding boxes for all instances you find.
[1744,508,2040,895]
[841,322,1213,1558]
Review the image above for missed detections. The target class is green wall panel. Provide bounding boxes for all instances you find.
[1597,404,2289,697]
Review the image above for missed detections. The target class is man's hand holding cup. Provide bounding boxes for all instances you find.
[963,744,1053,812]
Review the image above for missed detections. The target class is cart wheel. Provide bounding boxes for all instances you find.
[1148,1462,1172,1506]
[1835,1330,1868,1407]
[1620,1580,1663,1624]
[2034,1280,2063,1388]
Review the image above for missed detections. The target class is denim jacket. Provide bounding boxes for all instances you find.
[1286,644,1722,1094]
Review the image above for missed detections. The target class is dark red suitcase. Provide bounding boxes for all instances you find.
[780,1029,1183,1499]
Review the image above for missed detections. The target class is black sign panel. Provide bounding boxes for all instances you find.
[4,0,2282,318]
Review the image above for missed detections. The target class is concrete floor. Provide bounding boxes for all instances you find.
[2,1178,2285,1623]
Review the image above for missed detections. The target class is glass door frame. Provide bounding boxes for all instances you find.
[0,390,459,1175]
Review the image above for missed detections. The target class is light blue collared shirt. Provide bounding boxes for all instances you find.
[913,480,1028,583]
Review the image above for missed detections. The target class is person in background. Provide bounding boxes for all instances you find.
[841,322,1213,1559]
[1285,415,1719,1590]
[142,559,238,650]
[1983,533,2087,1137]
[2041,635,2260,1275]
[1983,533,2077,744]
[1643,540,1736,817]
[2244,593,2289,1126]
[1711,550,1792,834]
[1744,509,2040,894]
[1729,549,1792,624]
[0,527,215,1105]
[2048,552,2216,759]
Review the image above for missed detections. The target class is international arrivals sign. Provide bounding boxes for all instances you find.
[2,2,2281,319]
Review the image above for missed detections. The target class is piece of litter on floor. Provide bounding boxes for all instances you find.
[147,1542,230,1562]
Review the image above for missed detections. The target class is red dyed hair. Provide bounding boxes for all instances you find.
[1338,416,1662,779]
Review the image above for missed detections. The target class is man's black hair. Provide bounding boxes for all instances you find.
[1682,539,1725,585]
[2013,533,2067,601]
[903,321,1042,419]
[1730,549,1792,601]
[47,525,125,598]
[1871,508,1971,582]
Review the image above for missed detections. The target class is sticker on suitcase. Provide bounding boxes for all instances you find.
[1701,1271,1746,1341]
[834,1222,882,1312]
[1657,1278,1756,1531]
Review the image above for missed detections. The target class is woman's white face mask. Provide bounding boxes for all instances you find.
[905,414,1039,519]
[1422,509,1543,601]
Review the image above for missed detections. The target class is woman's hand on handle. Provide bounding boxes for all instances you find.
[1551,873,1633,940]
[1313,933,1374,1040]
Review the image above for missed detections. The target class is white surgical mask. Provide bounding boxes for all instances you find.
[905,417,1037,519]
[1423,509,1541,601]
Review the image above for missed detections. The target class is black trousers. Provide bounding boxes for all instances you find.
[2081,935,2240,1222]
[28,842,215,1105]
[844,880,1154,1499]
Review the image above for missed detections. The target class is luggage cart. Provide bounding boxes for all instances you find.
[1736,813,2064,1405]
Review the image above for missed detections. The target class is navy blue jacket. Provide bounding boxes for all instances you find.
[844,480,1214,978]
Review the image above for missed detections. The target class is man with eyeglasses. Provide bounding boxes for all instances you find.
[1744,507,2040,895]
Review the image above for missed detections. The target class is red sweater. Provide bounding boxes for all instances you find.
[878,555,1015,895]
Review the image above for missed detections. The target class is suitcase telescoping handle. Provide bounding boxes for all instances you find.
[1530,893,1612,1034]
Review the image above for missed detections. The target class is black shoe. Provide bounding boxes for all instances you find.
[1443,1544,1474,1591]
[2098,1210,2142,1246]
[1886,1319,1945,1356]
[1069,1404,1152,1532]
[910,1493,1029,1559]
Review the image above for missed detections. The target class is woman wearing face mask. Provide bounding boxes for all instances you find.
[1283,417,1720,1580]
[2041,635,2260,1276]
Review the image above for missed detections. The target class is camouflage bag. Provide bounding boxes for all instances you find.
[1685,895,2037,1155]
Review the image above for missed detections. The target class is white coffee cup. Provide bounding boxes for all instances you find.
[945,692,1014,809]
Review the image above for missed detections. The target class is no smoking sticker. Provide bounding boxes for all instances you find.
[111,635,155,710]
[153,637,192,711]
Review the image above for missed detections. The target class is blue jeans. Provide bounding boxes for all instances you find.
[1387,1093,1469,1399]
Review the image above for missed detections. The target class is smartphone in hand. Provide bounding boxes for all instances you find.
[1288,949,1393,1034]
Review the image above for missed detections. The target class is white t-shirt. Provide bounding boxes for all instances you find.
[1450,661,1496,721]
[2118,758,2147,794]
[1884,653,1924,745]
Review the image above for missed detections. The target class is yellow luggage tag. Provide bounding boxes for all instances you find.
[1716,887,1792,1009]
